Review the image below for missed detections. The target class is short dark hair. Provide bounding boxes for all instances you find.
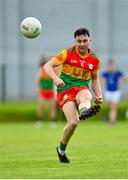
[74,28,90,38]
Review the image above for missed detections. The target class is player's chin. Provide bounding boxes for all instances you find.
[79,48,87,53]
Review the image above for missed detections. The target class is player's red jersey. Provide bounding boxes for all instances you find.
[53,45,101,93]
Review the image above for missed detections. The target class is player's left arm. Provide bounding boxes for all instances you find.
[91,61,103,104]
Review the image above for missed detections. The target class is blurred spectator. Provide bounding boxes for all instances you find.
[126,109,128,120]
[101,58,128,125]
[35,54,58,128]
[125,94,128,120]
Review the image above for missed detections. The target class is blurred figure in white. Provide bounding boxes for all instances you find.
[35,55,58,128]
[101,58,128,125]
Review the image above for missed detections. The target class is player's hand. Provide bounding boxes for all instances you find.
[95,96,103,104]
[54,77,65,88]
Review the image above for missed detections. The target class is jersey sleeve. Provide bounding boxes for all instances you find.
[53,49,67,65]
[38,68,44,78]
[118,71,123,78]
[91,59,101,79]
[101,72,107,78]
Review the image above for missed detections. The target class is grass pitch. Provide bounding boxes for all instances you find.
[1,119,128,179]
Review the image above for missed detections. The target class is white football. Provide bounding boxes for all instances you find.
[20,17,42,38]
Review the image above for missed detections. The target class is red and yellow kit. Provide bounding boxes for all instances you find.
[53,45,101,108]
[38,68,56,99]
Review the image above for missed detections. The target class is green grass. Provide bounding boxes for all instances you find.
[0,101,36,122]
[0,101,65,122]
[0,101,127,122]
[1,120,128,179]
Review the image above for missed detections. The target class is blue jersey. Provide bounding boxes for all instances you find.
[102,70,123,91]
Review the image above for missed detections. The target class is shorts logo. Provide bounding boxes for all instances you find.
[63,94,68,100]
[88,63,93,69]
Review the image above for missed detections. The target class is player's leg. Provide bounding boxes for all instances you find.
[126,108,128,120]
[108,91,121,125]
[76,89,92,120]
[76,89,100,120]
[49,98,57,128]
[108,102,117,125]
[57,101,79,163]
[76,88,92,110]
[37,97,45,119]
[36,97,45,128]
[61,101,79,144]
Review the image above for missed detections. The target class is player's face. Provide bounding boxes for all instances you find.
[107,62,115,71]
[75,35,91,55]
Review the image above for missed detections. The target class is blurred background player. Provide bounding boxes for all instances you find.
[35,54,58,128]
[125,94,128,120]
[126,108,128,120]
[101,58,127,125]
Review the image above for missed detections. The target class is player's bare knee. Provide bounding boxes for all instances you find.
[76,91,92,104]
[84,94,92,102]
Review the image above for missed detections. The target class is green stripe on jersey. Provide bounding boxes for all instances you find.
[39,79,54,90]
[57,73,91,93]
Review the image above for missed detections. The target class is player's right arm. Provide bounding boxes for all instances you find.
[44,49,67,88]
[36,69,42,93]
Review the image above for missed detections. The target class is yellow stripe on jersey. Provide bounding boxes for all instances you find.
[61,63,91,80]
[53,49,67,65]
